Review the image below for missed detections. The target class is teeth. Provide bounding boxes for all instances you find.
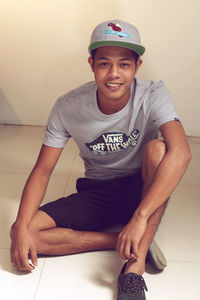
[106,83,120,87]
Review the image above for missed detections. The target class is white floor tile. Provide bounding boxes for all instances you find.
[35,251,123,300]
[145,261,200,300]
[0,249,45,300]
[31,252,200,300]
[0,173,67,248]
[155,183,200,262]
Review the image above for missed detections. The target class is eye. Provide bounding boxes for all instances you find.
[98,62,109,67]
[120,63,130,68]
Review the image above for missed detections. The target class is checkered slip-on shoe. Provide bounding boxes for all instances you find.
[116,263,147,300]
[147,240,167,270]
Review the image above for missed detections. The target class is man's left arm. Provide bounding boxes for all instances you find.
[116,120,191,259]
[137,120,191,218]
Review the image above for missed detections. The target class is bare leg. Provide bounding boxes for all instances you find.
[124,140,168,275]
[30,210,118,255]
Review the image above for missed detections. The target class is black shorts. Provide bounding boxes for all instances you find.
[39,172,143,231]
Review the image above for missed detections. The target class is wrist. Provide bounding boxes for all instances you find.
[13,219,29,230]
[134,208,149,221]
[10,221,29,240]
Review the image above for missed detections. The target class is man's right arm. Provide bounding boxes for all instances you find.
[10,144,63,270]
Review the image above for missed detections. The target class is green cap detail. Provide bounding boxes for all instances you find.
[88,41,145,57]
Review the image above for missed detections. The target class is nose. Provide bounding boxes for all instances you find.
[108,64,120,79]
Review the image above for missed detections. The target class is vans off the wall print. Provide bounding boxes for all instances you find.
[85,129,140,155]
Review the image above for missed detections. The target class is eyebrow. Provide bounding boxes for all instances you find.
[96,57,133,61]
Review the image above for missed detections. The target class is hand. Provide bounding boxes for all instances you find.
[10,222,38,271]
[116,212,147,260]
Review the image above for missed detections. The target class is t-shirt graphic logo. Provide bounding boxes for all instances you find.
[86,130,140,155]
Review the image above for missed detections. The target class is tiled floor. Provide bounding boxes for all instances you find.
[0,124,199,300]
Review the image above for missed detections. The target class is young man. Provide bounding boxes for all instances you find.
[10,20,191,299]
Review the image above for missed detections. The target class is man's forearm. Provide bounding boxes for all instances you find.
[14,168,51,227]
[14,145,63,228]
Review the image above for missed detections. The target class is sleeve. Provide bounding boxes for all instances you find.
[43,98,71,148]
[149,81,180,128]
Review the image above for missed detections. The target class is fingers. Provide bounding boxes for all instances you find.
[10,245,36,272]
[116,234,138,260]
[132,242,139,258]
[14,253,35,271]
[10,223,38,272]
[124,242,137,260]
[19,252,35,271]
[30,247,38,267]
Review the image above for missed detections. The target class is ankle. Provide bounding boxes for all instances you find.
[124,259,145,276]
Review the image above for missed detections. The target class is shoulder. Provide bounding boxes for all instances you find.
[135,79,179,127]
[47,81,97,124]
[136,78,170,96]
[56,81,97,107]
[135,79,174,109]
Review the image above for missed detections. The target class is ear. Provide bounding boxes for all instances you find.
[135,58,143,73]
[88,56,94,72]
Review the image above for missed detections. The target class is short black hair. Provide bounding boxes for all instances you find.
[91,48,140,66]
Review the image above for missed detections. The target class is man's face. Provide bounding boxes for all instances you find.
[88,46,142,107]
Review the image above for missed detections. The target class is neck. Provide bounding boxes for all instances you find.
[97,90,131,115]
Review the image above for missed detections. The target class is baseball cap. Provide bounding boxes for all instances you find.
[88,20,145,57]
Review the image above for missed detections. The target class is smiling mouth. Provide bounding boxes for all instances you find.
[105,83,122,88]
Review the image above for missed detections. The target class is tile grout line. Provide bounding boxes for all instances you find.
[165,259,200,264]
[0,171,74,178]
[33,258,47,300]
[174,182,200,188]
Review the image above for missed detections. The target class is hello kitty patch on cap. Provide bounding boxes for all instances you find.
[88,20,145,57]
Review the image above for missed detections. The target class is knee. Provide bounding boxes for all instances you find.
[28,211,47,252]
[28,210,56,253]
[29,210,56,233]
[28,223,46,254]
[28,219,41,249]
[143,139,166,168]
[29,212,42,235]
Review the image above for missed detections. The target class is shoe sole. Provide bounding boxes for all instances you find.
[148,240,167,270]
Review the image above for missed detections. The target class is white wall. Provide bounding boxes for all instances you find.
[0,0,199,136]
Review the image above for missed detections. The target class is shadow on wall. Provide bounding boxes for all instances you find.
[0,88,21,125]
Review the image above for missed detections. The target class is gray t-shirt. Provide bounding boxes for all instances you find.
[44,78,179,179]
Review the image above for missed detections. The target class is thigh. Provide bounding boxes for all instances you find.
[29,210,57,232]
